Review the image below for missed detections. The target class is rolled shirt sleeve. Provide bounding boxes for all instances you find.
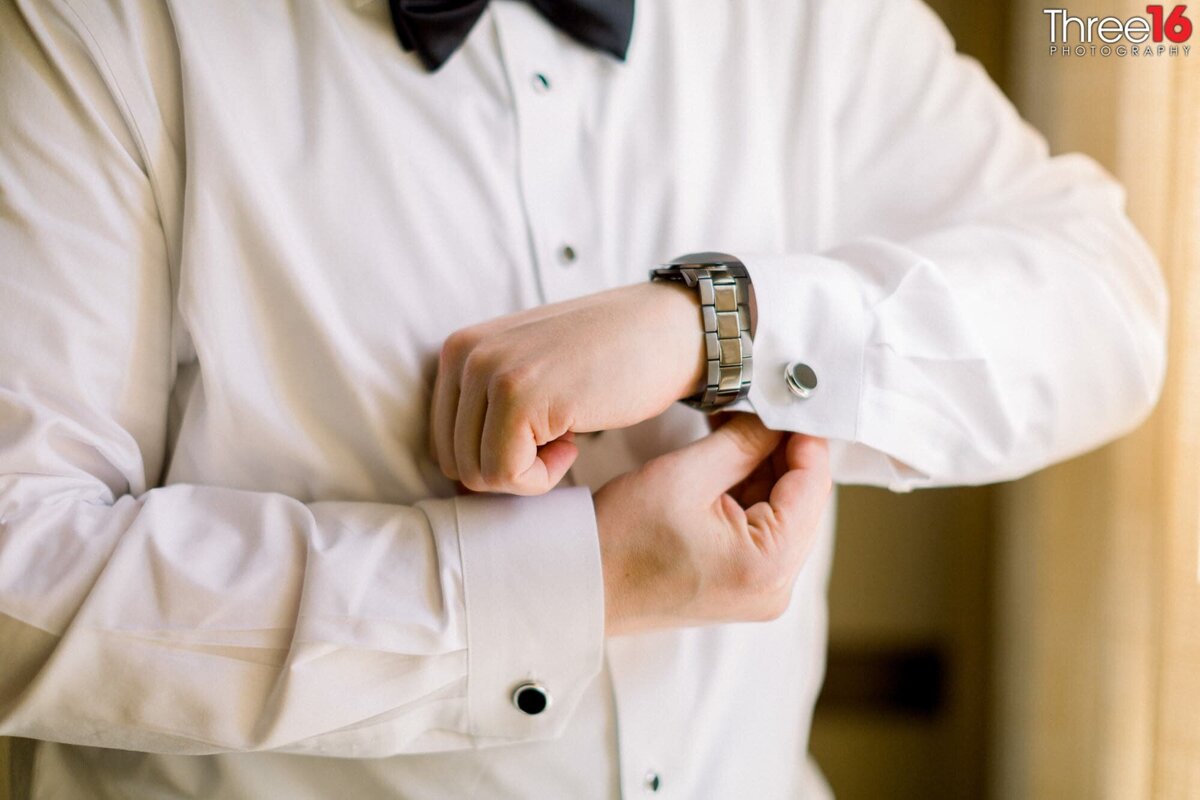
[740,0,1167,491]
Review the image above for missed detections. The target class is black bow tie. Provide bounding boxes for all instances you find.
[387,0,635,72]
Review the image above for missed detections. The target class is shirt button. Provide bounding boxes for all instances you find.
[558,244,577,265]
[784,361,818,399]
[644,770,662,792]
[530,72,552,93]
[511,682,551,715]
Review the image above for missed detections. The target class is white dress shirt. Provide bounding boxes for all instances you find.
[0,0,1166,797]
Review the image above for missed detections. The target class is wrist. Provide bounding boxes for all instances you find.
[595,486,635,636]
[594,479,672,637]
[649,254,755,409]
[640,280,708,399]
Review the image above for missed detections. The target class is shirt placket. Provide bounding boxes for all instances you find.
[490,2,594,306]
[490,5,665,797]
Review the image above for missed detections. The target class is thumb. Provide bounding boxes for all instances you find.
[677,413,783,498]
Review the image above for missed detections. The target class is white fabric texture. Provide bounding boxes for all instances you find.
[0,0,1165,797]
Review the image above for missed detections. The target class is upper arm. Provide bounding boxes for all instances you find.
[0,0,172,494]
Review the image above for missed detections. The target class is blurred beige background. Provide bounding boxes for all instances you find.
[3,1,1196,798]
[811,1,1198,799]
[806,7,1008,797]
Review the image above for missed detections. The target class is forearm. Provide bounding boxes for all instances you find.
[734,0,1166,490]
[0,473,603,755]
[743,163,1166,490]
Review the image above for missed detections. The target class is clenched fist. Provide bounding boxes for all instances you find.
[595,413,832,635]
[430,282,707,495]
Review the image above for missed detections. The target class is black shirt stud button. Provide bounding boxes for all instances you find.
[511,682,551,716]
[644,770,662,792]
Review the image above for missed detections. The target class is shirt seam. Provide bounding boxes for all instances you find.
[450,496,476,737]
[58,0,180,465]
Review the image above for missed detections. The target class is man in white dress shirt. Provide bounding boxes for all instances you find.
[0,0,1166,797]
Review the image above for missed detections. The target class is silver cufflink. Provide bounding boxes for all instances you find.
[784,361,817,399]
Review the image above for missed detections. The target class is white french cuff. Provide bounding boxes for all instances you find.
[738,253,869,442]
[454,486,605,742]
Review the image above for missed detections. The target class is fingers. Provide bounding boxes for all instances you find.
[728,447,780,508]
[478,375,538,486]
[476,385,578,495]
[676,413,784,499]
[706,410,736,432]
[430,335,465,481]
[524,438,579,495]
[744,435,831,552]
[434,328,576,494]
[785,431,830,474]
[431,286,694,493]
[452,361,489,487]
[432,327,512,486]
[768,435,831,528]
[594,425,828,632]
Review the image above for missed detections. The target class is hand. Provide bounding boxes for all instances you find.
[594,413,832,636]
[430,282,706,495]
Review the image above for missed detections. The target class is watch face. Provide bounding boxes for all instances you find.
[665,251,740,267]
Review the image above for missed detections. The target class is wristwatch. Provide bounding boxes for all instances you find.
[650,252,756,410]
